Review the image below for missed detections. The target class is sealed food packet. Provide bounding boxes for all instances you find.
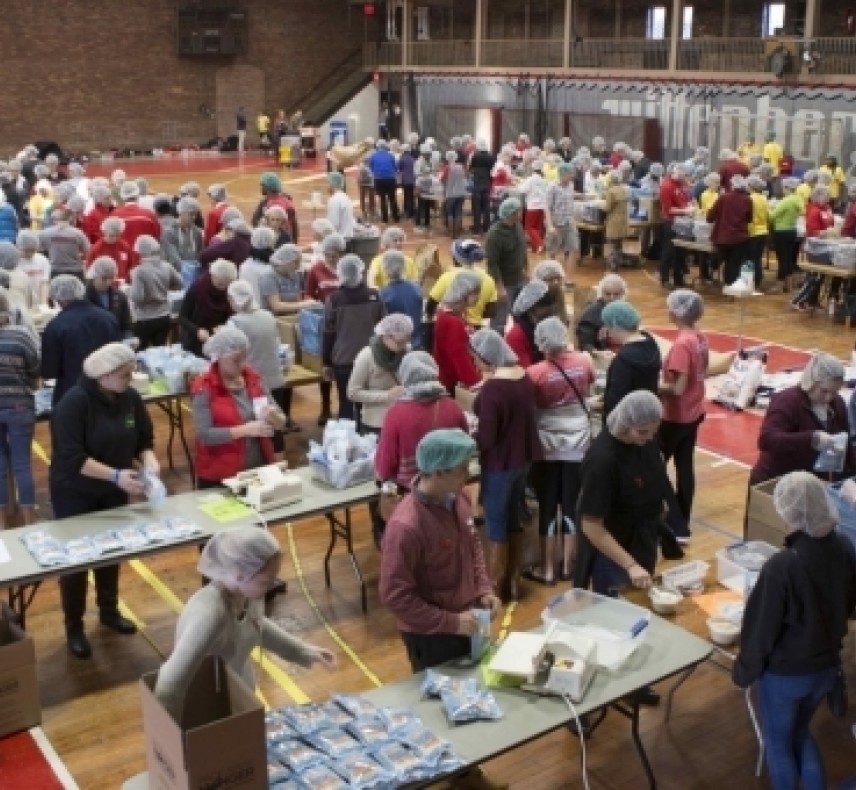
[266,717,295,745]
[141,521,174,542]
[330,752,393,789]
[22,531,68,566]
[421,669,479,697]
[162,517,202,537]
[305,727,362,757]
[440,686,504,723]
[114,526,149,550]
[400,723,452,765]
[91,530,124,553]
[332,693,379,718]
[372,741,428,781]
[293,763,349,789]
[64,537,102,563]
[320,700,354,727]
[267,757,292,785]
[377,707,420,736]
[281,703,337,736]
[345,716,391,747]
[270,739,326,772]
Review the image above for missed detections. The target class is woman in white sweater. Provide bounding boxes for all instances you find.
[154,527,335,722]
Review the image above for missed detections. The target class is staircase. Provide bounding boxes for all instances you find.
[295,49,373,127]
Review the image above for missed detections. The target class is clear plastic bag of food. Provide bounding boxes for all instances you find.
[332,693,378,719]
[266,717,295,745]
[22,530,57,550]
[440,686,503,723]
[270,781,302,790]
[293,764,349,790]
[305,727,361,757]
[64,537,102,563]
[330,752,393,789]
[421,670,479,698]
[141,521,175,543]
[376,707,419,736]
[114,526,149,550]
[91,530,124,553]
[372,741,428,781]
[29,544,69,566]
[162,517,202,538]
[267,757,292,785]
[270,739,326,772]
[434,750,466,776]
[401,723,451,766]
[345,717,390,747]
[320,700,353,727]
[281,704,336,736]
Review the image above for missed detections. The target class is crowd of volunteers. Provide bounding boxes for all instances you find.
[1,130,855,790]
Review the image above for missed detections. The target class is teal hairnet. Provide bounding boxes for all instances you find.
[498,197,522,219]
[415,429,476,474]
[327,172,345,190]
[260,172,282,192]
[601,300,641,331]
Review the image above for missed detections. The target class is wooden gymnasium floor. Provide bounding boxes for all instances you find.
[11,153,856,788]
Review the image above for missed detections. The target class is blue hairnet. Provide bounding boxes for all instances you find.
[416,429,476,474]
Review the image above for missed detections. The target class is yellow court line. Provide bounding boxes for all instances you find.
[286,523,383,688]
[129,558,310,705]
[32,440,50,466]
[497,601,517,643]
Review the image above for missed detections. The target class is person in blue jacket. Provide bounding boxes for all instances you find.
[0,191,18,243]
[368,139,400,224]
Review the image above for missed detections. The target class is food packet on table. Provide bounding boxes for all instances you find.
[421,669,479,698]
[814,432,848,475]
[281,703,336,737]
[22,531,68,566]
[329,752,393,789]
[440,686,504,723]
[331,693,378,719]
[64,537,102,563]
[293,763,348,790]
[372,741,429,782]
[345,716,390,748]
[400,722,452,766]
[376,707,420,736]
[141,467,167,508]
[114,526,150,550]
[269,739,326,772]
[305,727,362,758]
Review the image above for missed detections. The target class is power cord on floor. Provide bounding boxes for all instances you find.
[563,694,591,790]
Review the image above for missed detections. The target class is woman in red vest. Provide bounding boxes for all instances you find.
[191,326,286,488]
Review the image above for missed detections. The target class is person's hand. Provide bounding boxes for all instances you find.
[116,469,144,496]
[260,405,284,427]
[455,610,480,636]
[387,385,404,402]
[627,562,652,589]
[478,594,502,621]
[322,366,334,382]
[312,648,337,671]
[496,285,507,301]
[841,479,856,505]
[241,420,274,438]
[197,328,210,343]
[814,431,835,451]
[144,457,160,478]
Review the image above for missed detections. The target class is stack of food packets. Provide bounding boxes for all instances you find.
[421,670,504,724]
[265,693,465,788]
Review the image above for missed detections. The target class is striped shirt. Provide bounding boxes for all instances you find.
[0,325,40,410]
[546,182,575,227]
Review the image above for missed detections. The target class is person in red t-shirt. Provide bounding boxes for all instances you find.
[658,290,709,543]
[505,280,555,368]
[113,182,160,252]
[85,216,138,281]
[659,163,694,288]
[81,184,113,244]
[805,187,835,238]
[718,148,751,191]
[433,270,483,395]
[203,184,229,246]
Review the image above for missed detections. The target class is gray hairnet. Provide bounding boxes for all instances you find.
[399,350,439,387]
[209,258,238,283]
[649,162,664,177]
[382,250,406,280]
[177,197,200,215]
[512,279,550,316]
[534,316,569,356]
[179,181,201,197]
[197,526,281,586]
[321,233,347,255]
[311,218,334,239]
[747,175,766,191]
[251,226,276,250]
[16,230,39,251]
[375,313,413,339]
[264,205,286,220]
[101,216,124,236]
[810,186,830,203]
[703,173,721,187]
[800,352,844,391]
[207,183,227,202]
[381,226,405,247]
[782,177,801,191]
[67,195,86,214]
[119,181,140,201]
[90,184,111,203]
[88,256,118,279]
[773,471,838,537]
[606,391,663,436]
[666,289,704,323]
[271,243,302,267]
[83,342,136,378]
[219,207,243,228]
[0,242,20,271]
[50,274,86,303]
[442,270,482,304]
[597,273,628,297]
[534,260,564,282]
[203,325,250,361]
[53,182,76,203]
[337,254,364,287]
[227,280,257,312]
[816,171,832,186]
[469,328,518,367]
[134,235,160,257]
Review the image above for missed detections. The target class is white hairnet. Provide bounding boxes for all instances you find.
[209,259,238,283]
[119,181,140,201]
[730,175,749,192]
[227,280,257,312]
[264,205,286,220]
[134,235,160,257]
[271,243,302,267]
[534,260,564,282]
[90,184,111,203]
[0,242,19,271]
[747,174,766,191]
[442,270,482,304]
[311,218,334,239]
[534,316,569,356]
[207,183,228,202]
[811,186,830,203]
[88,256,118,279]
[382,250,406,280]
[101,216,124,236]
[251,226,276,250]
[16,230,39,251]
[817,171,833,186]
[321,233,347,255]
[782,177,801,191]
[512,279,550,316]
[219,207,243,227]
[337,253,364,287]
[179,181,201,197]
[197,526,281,586]
[83,342,136,378]
[399,350,439,387]
[800,352,844,391]
[50,274,86,303]
[203,325,249,361]
[381,226,405,247]
[67,195,86,214]
[606,391,663,436]
[597,273,628,298]
[177,197,200,215]
[375,313,413,338]
[666,289,704,323]
[54,182,76,203]
[470,328,517,367]
[773,471,838,537]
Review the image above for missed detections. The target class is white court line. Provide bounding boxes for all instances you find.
[30,727,80,790]
[697,444,750,470]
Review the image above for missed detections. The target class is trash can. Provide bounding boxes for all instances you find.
[279,136,301,168]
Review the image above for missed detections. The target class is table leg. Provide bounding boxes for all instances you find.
[664,664,697,722]
[174,400,195,480]
[324,509,368,613]
[8,583,41,630]
[610,697,657,789]
[155,401,177,471]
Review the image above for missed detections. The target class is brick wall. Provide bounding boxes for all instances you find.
[1,0,373,155]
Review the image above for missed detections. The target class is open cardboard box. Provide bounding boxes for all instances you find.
[746,476,789,546]
[0,612,40,738]
[140,656,266,790]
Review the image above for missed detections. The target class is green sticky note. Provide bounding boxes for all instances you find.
[198,496,254,522]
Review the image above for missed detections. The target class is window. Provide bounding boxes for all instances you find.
[646,6,666,40]
[682,6,694,39]
[762,3,786,37]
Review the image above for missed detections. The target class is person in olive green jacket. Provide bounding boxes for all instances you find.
[485,197,528,333]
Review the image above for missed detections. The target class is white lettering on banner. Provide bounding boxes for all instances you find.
[792,109,827,162]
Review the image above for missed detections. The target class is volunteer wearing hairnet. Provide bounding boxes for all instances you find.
[259,243,317,318]
[504,279,555,368]
[0,241,35,313]
[366,227,418,288]
[471,328,543,602]
[575,273,628,352]
[161,196,203,287]
[485,197,528,333]
[42,274,122,405]
[427,239,497,328]
[326,171,355,240]
[523,317,594,585]
[16,230,50,304]
[533,258,569,327]
[598,300,661,417]
[155,526,336,722]
[433,270,483,393]
[86,256,133,339]
[734,472,856,790]
[40,207,90,280]
[50,343,157,659]
[251,172,299,242]
[203,183,230,246]
[85,217,137,283]
[128,235,183,349]
[0,291,39,528]
[178,258,237,356]
[237,225,276,306]
[707,174,751,286]
[322,254,386,421]
[657,290,709,543]
[751,352,853,488]
[112,180,160,253]
[378,250,424,349]
[659,162,694,289]
[199,216,252,269]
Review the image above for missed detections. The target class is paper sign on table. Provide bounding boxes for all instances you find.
[0,539,10,564]
[198,496,254,522]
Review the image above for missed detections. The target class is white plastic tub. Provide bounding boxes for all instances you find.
[661,560,709,592]
[716,541,778,594]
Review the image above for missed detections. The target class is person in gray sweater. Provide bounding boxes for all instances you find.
[39,207,90,279]
[442,150,468,239]
[128,235,183,349]
[161,197,203,285]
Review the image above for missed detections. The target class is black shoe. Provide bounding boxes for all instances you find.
[631,686,661,707]
[317,411,331,427]
[100,612,137,635]
[67,630,92,659]
[658,522,685,560]
[265,579,288,604]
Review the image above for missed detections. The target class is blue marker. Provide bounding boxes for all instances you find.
[630,618,649,638]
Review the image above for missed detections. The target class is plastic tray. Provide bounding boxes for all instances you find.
[661,560,709,591]
[716,541,778,594]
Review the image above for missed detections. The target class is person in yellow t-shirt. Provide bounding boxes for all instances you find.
[257,112,271,151]
[762,132,783,176]
[819,155,846,210]
[542,153,560,184]
[699,173,721,214]
[426,239,496,327]
[747,175,770,288]
[738,136,761,165]
[366,226,418,288]
[796,170,817,207]
[27,181,54,231]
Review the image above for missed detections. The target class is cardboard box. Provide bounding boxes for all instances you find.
[141,656,266,790]
[0,616,40,738]
[455,385,476,414]
[746,477,790,544]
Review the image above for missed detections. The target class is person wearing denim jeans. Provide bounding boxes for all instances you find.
[734,472,856,790]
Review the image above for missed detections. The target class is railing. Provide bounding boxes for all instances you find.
[291,48,364,115]
[814,38,856,75]
[363,41,403,68]
[677,38,764,72]
[408,40,476,67]
[571,38,668,70]
[482,39,564,68]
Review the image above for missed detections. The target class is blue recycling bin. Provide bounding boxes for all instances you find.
[329,121,348,147]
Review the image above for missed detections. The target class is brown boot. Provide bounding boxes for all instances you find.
[483,540,508,598]
[505,533,524,602]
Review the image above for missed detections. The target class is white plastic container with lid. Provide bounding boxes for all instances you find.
[661,560,710,592]
[716,540,778,595]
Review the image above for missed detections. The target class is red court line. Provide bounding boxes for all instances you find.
[84,152,326,178]
[0,730,66,790]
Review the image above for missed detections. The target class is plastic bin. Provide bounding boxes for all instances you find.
[715,541,778,594]
[347,235,381,267]
[661,560,709,591]
[828,483,856,550]
[540,589,650,669]
[832,244,856,271]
